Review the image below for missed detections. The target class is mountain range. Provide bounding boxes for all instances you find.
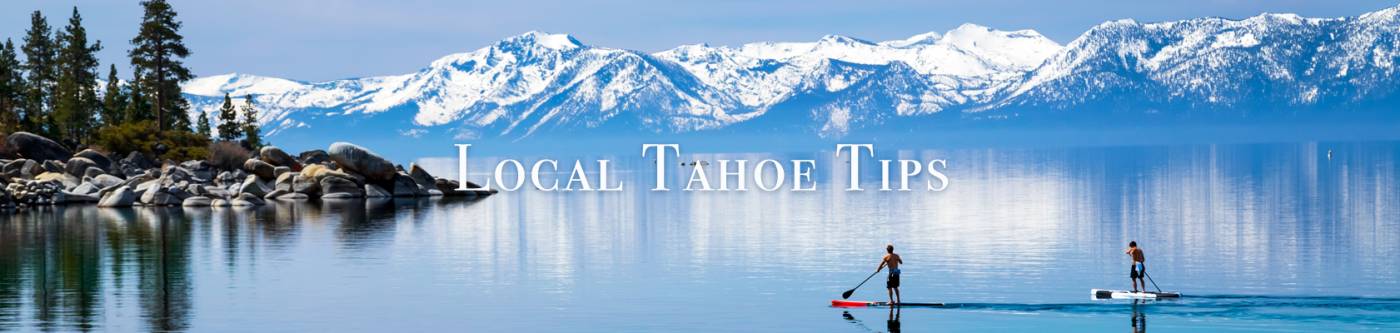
[183,5,1400,156]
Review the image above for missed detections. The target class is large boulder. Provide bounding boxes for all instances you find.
[168,181,193,200]
[83,166,105,179]
[186,183,209,197]
[73,151,112,171]
[182,196,211,207]
[70,182,99,195]
[274,172,296,192]
[327,142,396,182]
[389,173,422,197]
[263,188,288,200]
[140,186,180,205]
[239,175,271,197]
[215,170,245,187]
[364,183,391,197]
[64,157,98,178]
[303,164,362,184]
[259,146,302,170]
[300,164,328,178]
[161,165,194,183]
[5,132,71,162]
[133,179,158,196]
[121,151,157,170]
[3,159,39,179]
[89,174,124,189]
[319,175,363,199]
[434,178,467,197]
[42,160,63,173]
[58,191,99,203]
[181,160,214,181]
[73,149,112,171]
[291,174,320,195]
[231,192,265,206]
[273,166,291,178]
[298,149,330,166]
[243,159,276,180]
[407,164,437,191]
[35,172,79,189]
[97,185,137,207]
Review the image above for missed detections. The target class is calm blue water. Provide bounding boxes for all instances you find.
[1,141,1398,332]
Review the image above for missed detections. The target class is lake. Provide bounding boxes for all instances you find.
[1,141,1398,332]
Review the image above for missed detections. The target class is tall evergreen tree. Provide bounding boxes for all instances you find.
[241,95,261,149]
[53,7,103,144]
[21,11,57,136]
[0,40,23,133]
[129,0,192,133]
[101,64,126,125]
[215,93,239,141]
[196,109,210,138]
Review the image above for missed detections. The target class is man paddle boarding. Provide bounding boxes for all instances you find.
[1125,241,1146,292]
[877,244,903,305]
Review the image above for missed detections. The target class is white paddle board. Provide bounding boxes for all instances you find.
[1092,289,1181,299]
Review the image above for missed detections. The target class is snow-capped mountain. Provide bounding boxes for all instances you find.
[184,5,1400,155]
[998,6,1400,115]
[654,24,1059,109]
[187,26,1060,144]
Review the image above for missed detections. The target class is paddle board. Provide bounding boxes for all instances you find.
[1091,289,1181,299]
[831,300,945,307]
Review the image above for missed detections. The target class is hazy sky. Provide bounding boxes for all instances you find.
[0,0,1394,81]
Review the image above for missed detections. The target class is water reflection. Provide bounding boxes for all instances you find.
[0,197,485,332]
[886,307,901,333]
[0,141,1396,331]
[1131,300,1147,333]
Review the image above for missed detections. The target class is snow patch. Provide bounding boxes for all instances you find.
[183,73,307,97]
[1211,31,1260,49]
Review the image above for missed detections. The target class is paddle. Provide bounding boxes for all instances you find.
[842,270,881,299]
[1143,271,1163,293]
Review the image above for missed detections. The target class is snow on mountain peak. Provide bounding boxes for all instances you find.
[182,73,308,97]
[879,31,942,48]
[1359,4,1400,23]
[818,34,874,45]
[511,30,584,50]
[935,24,1060,73]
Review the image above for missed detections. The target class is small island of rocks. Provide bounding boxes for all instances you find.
[0,131,495,209]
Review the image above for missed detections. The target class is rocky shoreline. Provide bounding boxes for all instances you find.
[0,132,495,209]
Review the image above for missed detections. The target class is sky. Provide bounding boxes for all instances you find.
[0,0,1395,82]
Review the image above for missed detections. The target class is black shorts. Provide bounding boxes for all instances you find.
[1129,263,1145,279]
[887,272,901,289]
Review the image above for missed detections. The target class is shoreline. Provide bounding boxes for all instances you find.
[0,131,496,210]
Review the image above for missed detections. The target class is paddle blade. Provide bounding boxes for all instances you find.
[841,289,855,299]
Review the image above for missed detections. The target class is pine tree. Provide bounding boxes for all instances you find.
[215,93,239,141]
[101,64,126,125]
[241,95,261,149]
[129,0,192,133]
[123,79,152,123]
[53,7,103,144]
[0,40,23,133]
[21,11,57,136]
[196,109,210,138]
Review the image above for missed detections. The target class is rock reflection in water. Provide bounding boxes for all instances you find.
[0,197,484,332]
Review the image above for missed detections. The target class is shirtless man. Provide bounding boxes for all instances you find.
[878,244,904,305]
[1126,241,1146,292]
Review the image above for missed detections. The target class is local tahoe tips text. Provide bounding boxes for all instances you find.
[454,144,949,192]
